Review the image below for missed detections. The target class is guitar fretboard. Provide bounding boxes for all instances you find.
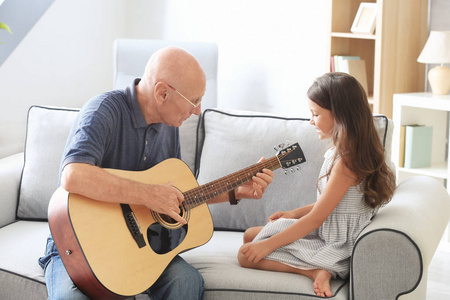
[182,156,281,210]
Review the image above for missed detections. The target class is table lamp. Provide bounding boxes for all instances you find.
[417,31,450,95]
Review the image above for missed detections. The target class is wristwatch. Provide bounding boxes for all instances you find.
[228,190,241,205]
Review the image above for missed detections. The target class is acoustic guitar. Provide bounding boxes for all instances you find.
[48,143,305,299]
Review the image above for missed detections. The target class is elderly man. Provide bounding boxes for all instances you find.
[39,46,274,300]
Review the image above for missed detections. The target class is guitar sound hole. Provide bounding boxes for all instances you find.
[159,206,184,224]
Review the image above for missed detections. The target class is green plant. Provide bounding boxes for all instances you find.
[0,22,12,43]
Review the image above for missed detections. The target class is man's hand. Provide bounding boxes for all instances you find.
[145,182,187,224]
[61,163,187,224]
[235,157,274,200]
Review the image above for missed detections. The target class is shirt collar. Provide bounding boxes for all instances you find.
[125,78,162,132]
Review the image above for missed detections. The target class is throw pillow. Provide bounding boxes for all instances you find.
[18,106,79,220]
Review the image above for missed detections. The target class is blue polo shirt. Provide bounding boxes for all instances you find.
[61,79,180,173]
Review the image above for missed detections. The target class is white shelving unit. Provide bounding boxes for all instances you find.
[328,0,428,119]
[392,92,450,242]
[392,93,450,187]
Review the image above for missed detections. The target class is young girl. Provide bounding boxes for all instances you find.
[238,72,396,297]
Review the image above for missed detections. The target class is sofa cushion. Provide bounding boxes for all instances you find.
[18,106,80,220]
[18,106,200,220]
[179,114,201,174]
[196,109,330,230]
[0,220,49,299]
[181,231,349,299]
[196,109,392,231]
[0,153,24,227]
[374,115,394,171]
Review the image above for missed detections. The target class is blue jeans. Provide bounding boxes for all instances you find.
[39,236,204,300]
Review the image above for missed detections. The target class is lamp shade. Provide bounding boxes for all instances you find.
[417,31,450,64]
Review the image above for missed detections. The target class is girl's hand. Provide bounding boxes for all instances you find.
[240,240,274,263]
[268,210,295,222]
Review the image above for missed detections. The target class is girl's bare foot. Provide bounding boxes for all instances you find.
[235,255,334,298]
[312,269,333,297]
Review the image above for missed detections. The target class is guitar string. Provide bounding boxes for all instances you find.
[182,158,278,210]
[182,147,299,210]
[183,151,291,208]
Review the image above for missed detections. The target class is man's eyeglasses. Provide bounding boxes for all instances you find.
[167,84,201,108]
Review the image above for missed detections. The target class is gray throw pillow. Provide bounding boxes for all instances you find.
[196,109,330,230]
[18,106,79,220]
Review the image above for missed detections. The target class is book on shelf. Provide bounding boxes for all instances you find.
[331,55,360,72]
[340,59,369,97]
[337,55,360,71]
[330,55,368,97]
[333,56,339,72]
[403,125,433,169]
[399,125,406,168]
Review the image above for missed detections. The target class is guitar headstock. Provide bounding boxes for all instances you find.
[276,142,306,170]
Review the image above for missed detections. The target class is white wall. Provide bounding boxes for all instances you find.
[115,0,330,115]
[425,0,450,92]
[160,0,330,115]
[430,0,450,30]
[0,0,127,158]
[0,0,330,159]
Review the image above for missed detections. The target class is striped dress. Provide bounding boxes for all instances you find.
[252,147,377,279]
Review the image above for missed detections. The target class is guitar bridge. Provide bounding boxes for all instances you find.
[120,204,146,248]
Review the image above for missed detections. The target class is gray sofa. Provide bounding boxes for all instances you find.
[1,104,450,300]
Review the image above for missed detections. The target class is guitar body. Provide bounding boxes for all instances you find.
[48,158,213,299]
[48,142,306,300]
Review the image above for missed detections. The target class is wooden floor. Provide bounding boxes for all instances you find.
[426,236,450,300]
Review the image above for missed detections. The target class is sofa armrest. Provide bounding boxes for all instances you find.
[350,176,450,300]
[0,153,24,228]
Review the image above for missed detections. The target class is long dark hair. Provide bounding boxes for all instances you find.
[307,72,395,208]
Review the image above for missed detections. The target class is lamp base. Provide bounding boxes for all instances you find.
[428,66,450,95]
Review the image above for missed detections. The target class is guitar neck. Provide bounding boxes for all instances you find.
[183,156,281,210]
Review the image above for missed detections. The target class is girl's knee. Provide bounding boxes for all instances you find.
[243,230,252,243]
[237,250,246,267]
[237,246,251,268]
[243,226,261,243]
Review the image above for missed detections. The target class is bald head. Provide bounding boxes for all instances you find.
[136,46,206,125]
[143,46,206,89]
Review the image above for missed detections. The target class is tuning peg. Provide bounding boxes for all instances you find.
[284,170,288,175]
[290,168,295,173]
[274,142,288,152]
[274,140,295,152]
